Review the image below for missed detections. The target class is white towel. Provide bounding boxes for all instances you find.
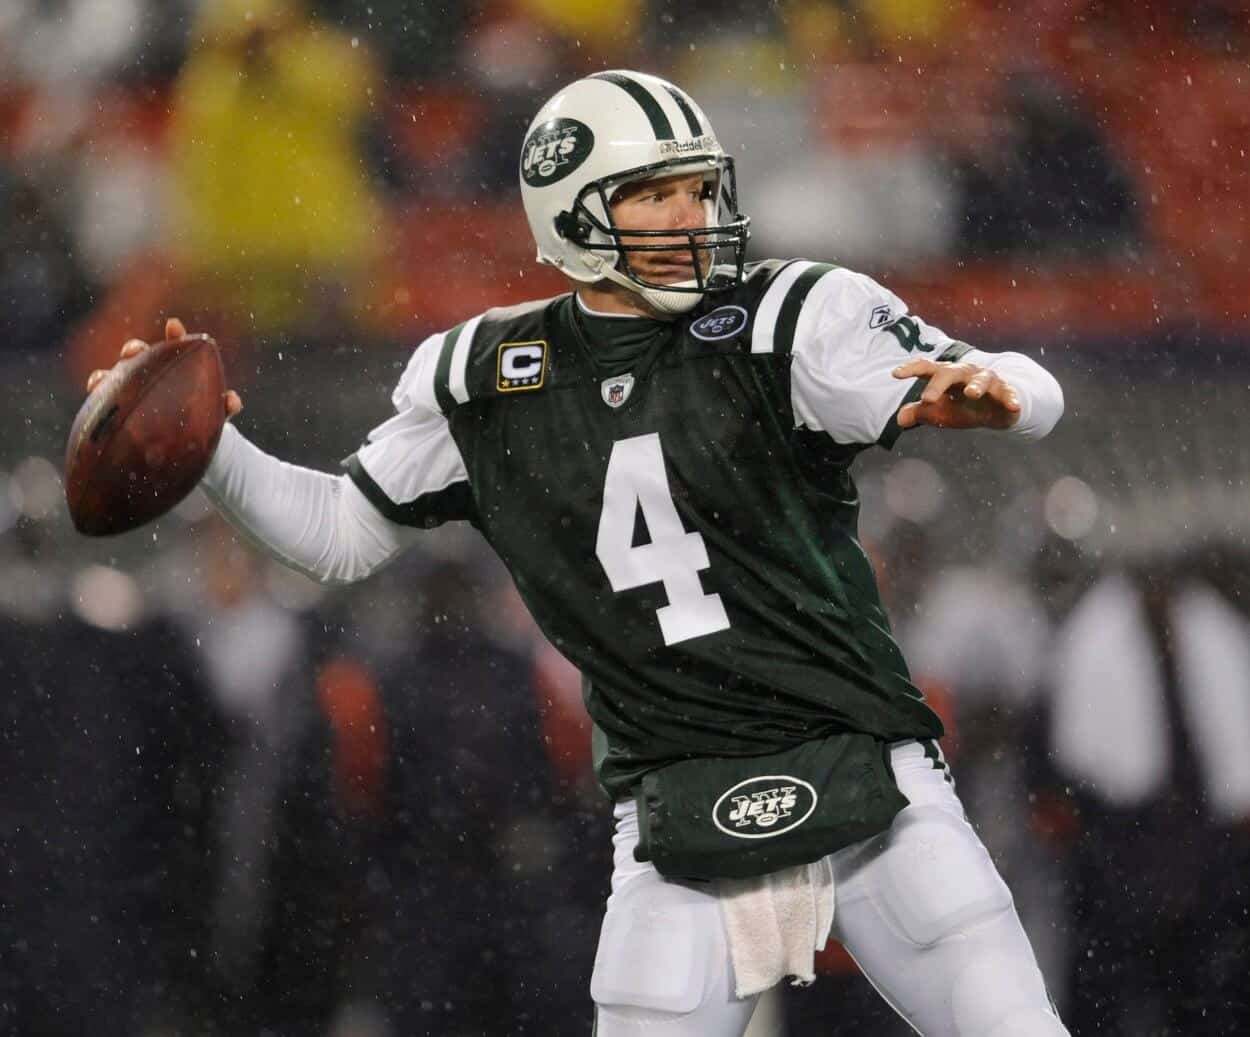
[717,856,836,998]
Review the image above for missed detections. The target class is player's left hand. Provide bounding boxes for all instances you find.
[892,358,1021,430]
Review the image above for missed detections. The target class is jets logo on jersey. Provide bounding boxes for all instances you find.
[600,373,635,408]
[521,118,595,187]
[498,341,548,392]
[690,305,748,342]
[713,775,817,839]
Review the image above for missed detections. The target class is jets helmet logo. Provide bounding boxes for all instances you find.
[713,775,817,839]
[521,118,595,188]
[498,341,548,392]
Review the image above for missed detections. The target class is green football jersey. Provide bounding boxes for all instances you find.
[347,259,970,798]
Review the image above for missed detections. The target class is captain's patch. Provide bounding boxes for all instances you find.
[497,341,548,392]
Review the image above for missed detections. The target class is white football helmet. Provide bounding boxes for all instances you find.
[519,70,751,315]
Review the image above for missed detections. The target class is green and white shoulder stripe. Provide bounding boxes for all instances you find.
[344,326,476,529]
[429,296,558,409]
[752,260,972,447]
[749,260,840,356]
[432,313,486,415]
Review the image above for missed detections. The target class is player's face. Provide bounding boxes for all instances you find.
[610,172,714,284]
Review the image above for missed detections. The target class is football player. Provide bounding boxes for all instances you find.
[90,71,1068,1036]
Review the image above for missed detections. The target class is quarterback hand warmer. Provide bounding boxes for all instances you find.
[961,347,1064,439]
[199,423,417,584]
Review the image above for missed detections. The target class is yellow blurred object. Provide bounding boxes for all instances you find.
[192,0,301,45]
[783,2,855,64]
[676,37,799,96]
[860,0,965,44]
[169,0,380,331]
[515,0,641,49]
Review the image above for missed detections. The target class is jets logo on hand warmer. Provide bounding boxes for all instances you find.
[713,776,817,839]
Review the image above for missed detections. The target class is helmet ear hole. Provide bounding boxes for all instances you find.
[555,211,590,244]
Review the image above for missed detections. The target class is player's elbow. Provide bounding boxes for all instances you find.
[1029,368,1064,439]
[314,477,405,584]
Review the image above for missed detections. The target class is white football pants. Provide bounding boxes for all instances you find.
[591,741,1068,1037]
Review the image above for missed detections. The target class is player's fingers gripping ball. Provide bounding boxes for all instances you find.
[67,330,230,536]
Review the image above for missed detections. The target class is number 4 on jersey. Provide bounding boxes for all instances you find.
[595,433,731,646]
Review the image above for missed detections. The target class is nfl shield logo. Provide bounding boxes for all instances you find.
[601,373,635,409]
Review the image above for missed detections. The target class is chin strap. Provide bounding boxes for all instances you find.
[597,263,705,315]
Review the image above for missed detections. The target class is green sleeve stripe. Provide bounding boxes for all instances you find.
[877,379,925,449]
[939,340,973,362]
[433,323,464,415]
[772,263,836,356]
[345,454,476,529]
[877,340,974,448]
[921,739,954,783]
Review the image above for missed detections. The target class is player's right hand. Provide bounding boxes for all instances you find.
[85,317,243,417]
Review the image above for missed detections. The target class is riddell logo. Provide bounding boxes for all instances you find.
[713,775,817,840]
[521,118,595,187]
[659,135,719,156]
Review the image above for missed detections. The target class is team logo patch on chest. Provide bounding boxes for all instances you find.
[498,341,548,392]
[713,775,818,839]
[690,305,748,342]
[600,372,635,408]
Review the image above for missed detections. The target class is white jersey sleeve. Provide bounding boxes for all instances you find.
[200,423,419,584]
[752,262,1061,446]
[198,326,477,585]
[343,324,477,527]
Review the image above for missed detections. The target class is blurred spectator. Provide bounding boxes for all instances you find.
[313,0,476,81]
[1041,557,1250,1032]
[0,166,95,356]
[148,517,384,1035]
[349,557,604,1036]
[949,72,1140,261]
[0,514,227,1036]
[167,0,382,336]
[1,0,153,94]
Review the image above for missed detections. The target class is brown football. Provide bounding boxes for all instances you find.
[65,334,226,536]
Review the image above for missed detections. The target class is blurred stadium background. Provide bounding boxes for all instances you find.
[3,1,1250,1035]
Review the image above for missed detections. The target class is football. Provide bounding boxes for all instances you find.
[65,334,227,536]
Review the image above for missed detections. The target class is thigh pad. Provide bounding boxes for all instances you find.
[872,804,1014,948]
[591,875,719,1014]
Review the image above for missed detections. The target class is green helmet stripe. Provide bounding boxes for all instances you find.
[591,71,675,141]
[663,85,704,137]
